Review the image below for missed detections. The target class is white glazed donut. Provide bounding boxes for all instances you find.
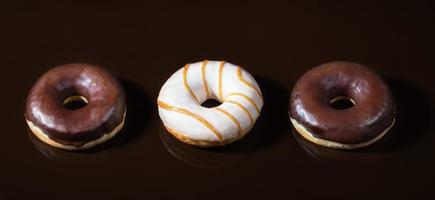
[157,60,263,147]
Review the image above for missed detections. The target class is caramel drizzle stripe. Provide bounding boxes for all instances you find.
[183,64,200,103]
[237,67,262,98]
[225,92,260,114]
[226,100,254,126]
[213,107,242,136]
[201,60,210,98]
[218,61,226,101]
[158,101,224,141]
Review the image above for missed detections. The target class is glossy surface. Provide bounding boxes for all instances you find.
[290,62,395,144]
[0,1,434,199]
[25,64,126,146]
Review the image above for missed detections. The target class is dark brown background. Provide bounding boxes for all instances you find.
[1,1,434,199]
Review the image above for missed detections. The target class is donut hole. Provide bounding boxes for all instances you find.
[62,95,88,110]
[330,96,356,110]
[201,99,222,108]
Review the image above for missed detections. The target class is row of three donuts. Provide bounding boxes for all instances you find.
[25,61,395,151]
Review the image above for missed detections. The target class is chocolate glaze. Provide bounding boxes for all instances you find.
[25,63,126,147]
[290,62,395,144]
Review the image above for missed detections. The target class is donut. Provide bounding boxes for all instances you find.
[157,60,263,147]
[25,63,126,151]
[289,61,395,150]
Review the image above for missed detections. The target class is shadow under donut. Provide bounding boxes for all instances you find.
[357,78,433,153]
[249,76,292,151]
[379,78,433,151]
[28,78,154,155]
[159,123,262,169]
[85,78,154,152]
[117,79,154,141]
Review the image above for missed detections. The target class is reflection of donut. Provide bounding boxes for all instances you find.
[25,64,126,150]
[292,127,345,161]
[158,60,263,147]
[159,126,259,169]
[292,126,394,161]
[290,62,395,150]
[28,130,70,160]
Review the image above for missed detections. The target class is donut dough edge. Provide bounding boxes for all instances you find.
[26,109,126,151]
[290,117,395,150]
[163,125,250,148]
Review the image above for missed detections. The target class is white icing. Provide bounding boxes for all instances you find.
[158,61,263,144]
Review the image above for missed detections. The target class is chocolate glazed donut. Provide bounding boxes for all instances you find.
[25,64,126,150]
[289,62,395,149]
